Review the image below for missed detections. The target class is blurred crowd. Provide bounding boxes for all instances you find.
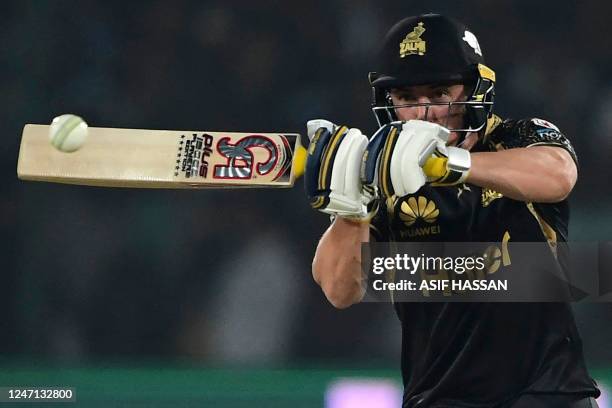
[1,0,611,367]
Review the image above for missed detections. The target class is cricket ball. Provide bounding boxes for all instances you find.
[49,114,88,152]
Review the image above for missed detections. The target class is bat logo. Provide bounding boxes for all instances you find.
[178,133,214,178]
[214,136,280,179]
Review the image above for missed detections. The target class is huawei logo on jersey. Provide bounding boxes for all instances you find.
[399,196,440,231]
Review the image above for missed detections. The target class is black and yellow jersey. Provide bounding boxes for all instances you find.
[370,116,600,407]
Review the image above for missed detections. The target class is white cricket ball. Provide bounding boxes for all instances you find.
[49,114,89,152]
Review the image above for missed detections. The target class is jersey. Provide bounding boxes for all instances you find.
[369,116,600,408]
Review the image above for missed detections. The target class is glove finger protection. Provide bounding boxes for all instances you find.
[362,122,400,198]
[391,122,443,196]
[368,120,450,198]
[305,120,376,221]
[306,119,336,142]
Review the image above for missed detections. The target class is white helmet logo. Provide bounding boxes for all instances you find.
[462,31,482,56]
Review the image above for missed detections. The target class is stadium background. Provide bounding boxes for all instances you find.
[1,0,611,406]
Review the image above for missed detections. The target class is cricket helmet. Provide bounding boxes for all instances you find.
[369,13,495,134]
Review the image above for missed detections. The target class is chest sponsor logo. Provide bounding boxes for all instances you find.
[399,196,441,237]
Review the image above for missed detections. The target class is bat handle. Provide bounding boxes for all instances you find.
[293,145,308,179]
[293,144,445,181]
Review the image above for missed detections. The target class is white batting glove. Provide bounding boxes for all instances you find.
[390,120,449,196]
[366,120,471,198]
[304,119,377,221]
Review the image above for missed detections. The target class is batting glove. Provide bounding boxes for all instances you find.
[362,120,471,198]
[304,119,378,221]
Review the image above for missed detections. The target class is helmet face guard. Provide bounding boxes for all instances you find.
[369,63,496,133]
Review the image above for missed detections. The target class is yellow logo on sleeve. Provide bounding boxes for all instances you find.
[481,188,503,207]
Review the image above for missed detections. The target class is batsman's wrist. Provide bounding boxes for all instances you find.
[339,200,379,224]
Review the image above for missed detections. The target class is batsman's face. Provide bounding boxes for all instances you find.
[389,84,467,146]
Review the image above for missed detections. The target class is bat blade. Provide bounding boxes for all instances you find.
[17,124,306,189]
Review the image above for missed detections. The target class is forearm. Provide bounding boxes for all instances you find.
[312,217,370,309]
[467,146,577,203]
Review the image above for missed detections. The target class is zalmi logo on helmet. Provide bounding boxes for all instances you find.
[399,196,441,237]
[399,22,426,57]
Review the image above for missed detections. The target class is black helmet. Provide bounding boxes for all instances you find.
[369,13,495,134]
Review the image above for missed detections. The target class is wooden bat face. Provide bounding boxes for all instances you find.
[18,124,306,189]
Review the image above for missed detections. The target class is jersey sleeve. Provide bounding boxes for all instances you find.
[490,118,578,165]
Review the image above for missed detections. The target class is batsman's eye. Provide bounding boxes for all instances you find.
[396,93,415,103]
[389,90,415,103]
[434,87,451,96]
[431,87,452,101]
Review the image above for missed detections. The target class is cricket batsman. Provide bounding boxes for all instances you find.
[305,13,600,407]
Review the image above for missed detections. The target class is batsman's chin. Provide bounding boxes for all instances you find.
[449,131,479,149]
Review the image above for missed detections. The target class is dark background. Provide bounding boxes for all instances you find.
[1,0,611,405]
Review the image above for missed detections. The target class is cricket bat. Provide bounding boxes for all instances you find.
[17,124,308,189]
